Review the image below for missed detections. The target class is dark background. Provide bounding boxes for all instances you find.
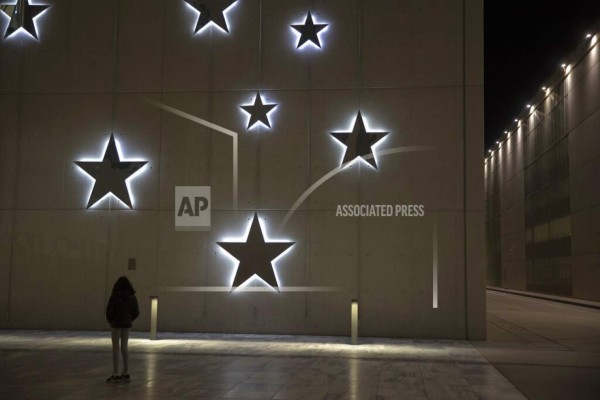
[484,0,600,150]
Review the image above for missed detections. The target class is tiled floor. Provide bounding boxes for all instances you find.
[475,290,600,400]
[0,330,525,399]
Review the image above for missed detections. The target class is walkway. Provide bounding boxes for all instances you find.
[0,330,524,399]
[475,290,600,400]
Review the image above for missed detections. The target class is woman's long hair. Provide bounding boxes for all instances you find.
[112,276,135,295]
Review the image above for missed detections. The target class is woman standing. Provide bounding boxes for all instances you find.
[105,276,140,383]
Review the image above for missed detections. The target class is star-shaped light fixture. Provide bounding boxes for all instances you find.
[0,0,49,39]
[74,134,148,209]
[183,0,237,34]
[290,11,328,49]
[330,112,389,169]
[240,92,277,130]
[217,213,294,292]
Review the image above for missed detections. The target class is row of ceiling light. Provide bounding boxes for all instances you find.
[486,33,598,162]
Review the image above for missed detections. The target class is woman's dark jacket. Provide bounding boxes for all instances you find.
[106,291,140,329]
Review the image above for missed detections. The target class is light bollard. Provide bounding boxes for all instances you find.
[149,296,158,340]
[351,299,358,345]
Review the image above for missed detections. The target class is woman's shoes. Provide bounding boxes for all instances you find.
[106,373,130,383]
[106,375,121,383]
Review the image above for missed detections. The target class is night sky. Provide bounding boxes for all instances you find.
[484,0,600,151]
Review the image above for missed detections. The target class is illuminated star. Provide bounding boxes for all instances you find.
[0,0,49,39]
[291,11,328,48]
[330,112,388,169]
[217,213,294,292]
[183,0,237,34]
[240,92,277,130]
[74,134,148,209]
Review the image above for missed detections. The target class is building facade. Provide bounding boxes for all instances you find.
[486,30,600,301]
[0,0,484,339]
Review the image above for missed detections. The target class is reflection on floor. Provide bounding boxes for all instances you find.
[475,290,600,400]
[0,330,525,399]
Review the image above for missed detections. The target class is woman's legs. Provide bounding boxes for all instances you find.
[110,328,131,376]
[120,328,130,374]
[110,328,120,375]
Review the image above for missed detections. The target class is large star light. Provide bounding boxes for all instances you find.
[183,0,237,34]
[290,11,328,49]
[0,0,49,39]
[74,134,148,209]
[240,92,277,130]
[217,213,294,292]
[330,112,388,169]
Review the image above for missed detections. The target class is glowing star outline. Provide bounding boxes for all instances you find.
[290,11,328,49]
[183,0,237,34]
[0,0,49,39]
[240,92,277,130]
[330,112,389,169]
[217,213,294,292]
[74,134,148,209]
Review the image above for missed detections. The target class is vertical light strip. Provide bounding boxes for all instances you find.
[433,215,438,309]
[462,0,469,336]
[232,136,238,210]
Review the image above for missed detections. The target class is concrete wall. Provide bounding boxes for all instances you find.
[0,0,485,339]
[497,122,527,291]
[568,38,600,302]
[486,31,600,302]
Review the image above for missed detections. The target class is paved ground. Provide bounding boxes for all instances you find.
[2,290,598,399]
[475,290,600,400]
[0,330,524,399]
